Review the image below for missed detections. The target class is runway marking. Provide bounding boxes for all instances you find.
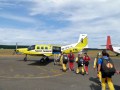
[10,68,14,72]
[0,59,66,79]
[0,65,65,79]
[0,73,65,79]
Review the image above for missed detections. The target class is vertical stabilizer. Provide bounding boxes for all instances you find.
[106,36,113,51]
[78,34,87,43]
[61,34,88,53]
[76,34,88,48]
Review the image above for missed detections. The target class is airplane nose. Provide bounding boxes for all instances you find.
[16,49,20,53]
[16,50,19,52]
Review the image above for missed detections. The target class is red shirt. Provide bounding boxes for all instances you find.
[83,56,90,62]
[68,53,75,60]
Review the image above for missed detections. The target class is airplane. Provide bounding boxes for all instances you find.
[16,34,88,62]
[106,36,120,56]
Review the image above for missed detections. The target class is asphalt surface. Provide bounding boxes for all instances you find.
[0,55,120,90]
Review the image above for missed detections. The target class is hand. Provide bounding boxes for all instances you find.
[97,73,99,78]
[116,70,120,74]
[93,66,96,70]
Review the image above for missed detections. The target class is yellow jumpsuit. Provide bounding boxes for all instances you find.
[76,57,84,74]
[93,57,102,82]
[101,77,115,90]
[60,55,67,71]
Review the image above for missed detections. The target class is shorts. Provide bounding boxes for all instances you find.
[78,64,83,67]
[85,61,89,66]
[101,72,112,78]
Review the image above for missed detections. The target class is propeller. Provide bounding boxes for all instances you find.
[13,42,18,55]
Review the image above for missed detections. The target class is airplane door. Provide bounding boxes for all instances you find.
[52,46,61,54]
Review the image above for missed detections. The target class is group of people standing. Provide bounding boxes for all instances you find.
[55,50,120,90]
[60,50,90,75]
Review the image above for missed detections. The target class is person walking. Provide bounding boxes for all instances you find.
[68,50,75,71]
[75,53,85,75]
[93,52,102,83]
[60,53,68,72]
[97,50,116,90]
[83,52,90,74]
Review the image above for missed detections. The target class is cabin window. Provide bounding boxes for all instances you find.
[45,47,48,49]
[41,47,44,49]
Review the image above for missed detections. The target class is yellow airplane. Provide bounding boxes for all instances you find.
[16,34,88,62]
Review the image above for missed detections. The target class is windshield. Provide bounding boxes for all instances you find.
[28,45,35,51]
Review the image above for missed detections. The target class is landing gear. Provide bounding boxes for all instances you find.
[40,56,49,63]
[116,53,119,56]
[24,55,27,61]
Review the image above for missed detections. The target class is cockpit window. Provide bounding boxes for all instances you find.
[28,45,35,51]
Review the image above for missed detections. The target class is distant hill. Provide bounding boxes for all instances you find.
[0,45,29,49]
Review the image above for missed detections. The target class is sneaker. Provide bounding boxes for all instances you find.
[71,69,74,71]
[62,69,66,72]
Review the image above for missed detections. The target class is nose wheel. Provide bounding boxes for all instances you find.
[24,55,27,61]
[116,54,119,56]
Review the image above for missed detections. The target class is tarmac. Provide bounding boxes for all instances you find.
[0,54,120,90]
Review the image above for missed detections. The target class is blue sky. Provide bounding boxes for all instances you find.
[0,0,120,48]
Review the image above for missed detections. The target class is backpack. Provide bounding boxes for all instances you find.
[63,55,68,64]
[78,57,84,66]
[101,58,116,76]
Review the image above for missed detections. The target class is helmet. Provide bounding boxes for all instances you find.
[98,52,102,56]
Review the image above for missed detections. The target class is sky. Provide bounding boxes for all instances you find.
[0,0,120,48]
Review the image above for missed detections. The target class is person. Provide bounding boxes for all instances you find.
[93,52,102,83]
[60,53,68,72]
[60,52,64,66]
[54,53,61,65]
[97,50,116,90]
[75,52,85,75]
[56,53,62,65]
[83,52,90,74]
[68,50,75,71]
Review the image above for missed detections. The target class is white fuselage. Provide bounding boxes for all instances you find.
[113,46,120,54]
[61,43,77,51]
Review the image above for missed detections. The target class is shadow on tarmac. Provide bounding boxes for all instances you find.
[114,85,120,90]
[89,77,120,90]
[17,60,39,62]
[89,77,101,85]
[89,77,101,90]
[28,59,54,66]
[90,83,101,90]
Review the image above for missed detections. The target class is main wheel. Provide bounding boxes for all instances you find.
[24,57,27,61]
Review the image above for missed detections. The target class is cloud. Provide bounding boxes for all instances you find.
[0,13,36,23]
[0,27,76,45]
[0,0,120,48]
[0,1,16,7]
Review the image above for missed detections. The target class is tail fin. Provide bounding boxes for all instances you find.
[76,34,88,48]
[106,36,113,51]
